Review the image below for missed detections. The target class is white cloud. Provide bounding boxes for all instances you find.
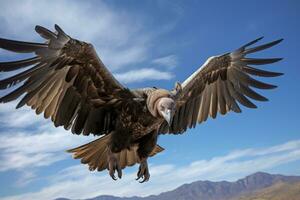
[2,139,300,200]
[15,170,37,187]
[0,120,92,172]
[0,0,141,68]
[0,0,138,44]
[152,55,179,69]
[0,102,93,187]
[100,46,148,70]
[0,0,177,81]
[115,68,174,84]
[0,102,45,128]
[0,101,92,173]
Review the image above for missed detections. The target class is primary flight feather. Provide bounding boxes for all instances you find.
[0,25,283,182]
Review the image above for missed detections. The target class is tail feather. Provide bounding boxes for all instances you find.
[67,135,164,172]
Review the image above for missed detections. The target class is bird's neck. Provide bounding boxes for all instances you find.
[146,89,172,117]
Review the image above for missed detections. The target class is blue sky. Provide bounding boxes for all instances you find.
[0,0,299,199]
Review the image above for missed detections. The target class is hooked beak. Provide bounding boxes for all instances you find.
[162,109,173,126]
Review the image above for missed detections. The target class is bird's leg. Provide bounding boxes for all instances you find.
[136,157,150,183]
[107,148,122,180]
[136,131,158,183]
[107,130,131,180]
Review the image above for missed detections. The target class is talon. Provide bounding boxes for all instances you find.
[117,164,122,179]
[139,169,150,183]
[110,172,117,181]
[107,151,122,180]
[136,160,150,183]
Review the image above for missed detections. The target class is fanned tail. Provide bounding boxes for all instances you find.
[67,135,164,171]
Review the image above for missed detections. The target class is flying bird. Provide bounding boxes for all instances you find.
[0,25,283,182]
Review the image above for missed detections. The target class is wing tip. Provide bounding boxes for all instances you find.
[261,97,269,102]
[245,36,264,47]
[240,37,284,54]
[251,104,258,109]
[54,24,65,34]
[274,57,284,62]
[275,38,284,44]
[256,37,284,45]
[35,25,48,34]
[65,148,75,153]
[54,24,69,39]
[266,38,284,48]
[54,24,60,30]
[35,25,42,31]
[268,85,278,89]
[251,36,265,44]
[256,36,264,42]
[275,72,284,76]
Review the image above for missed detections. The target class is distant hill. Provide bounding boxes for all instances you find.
[55,172,300,200]
[238,181,300,200]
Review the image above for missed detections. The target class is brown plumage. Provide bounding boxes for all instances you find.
[0,25,283,182]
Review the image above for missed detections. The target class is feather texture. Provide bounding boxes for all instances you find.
[161,37,283,134]
[0,25,135,136]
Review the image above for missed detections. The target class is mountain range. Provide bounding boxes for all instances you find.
[55,172,300,200]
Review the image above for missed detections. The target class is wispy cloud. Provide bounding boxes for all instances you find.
[0,129,91,172]
[115,68,174,84]
[0,102,91,178]
[14,170,37,188]
[0,0,178,82]
[0,105,92,187]
[0,102,45,128]
[2,139,300,200]
[152,55,179,69]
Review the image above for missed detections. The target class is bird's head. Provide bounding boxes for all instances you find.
[157,97,176,126]
[146,89,176,126]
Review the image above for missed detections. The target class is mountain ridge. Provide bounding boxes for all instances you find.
[55,172,300,200]
[237,181,300,200]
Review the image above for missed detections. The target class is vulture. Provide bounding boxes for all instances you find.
[0,25,283,182]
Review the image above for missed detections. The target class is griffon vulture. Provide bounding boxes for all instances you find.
[0,25,283,182]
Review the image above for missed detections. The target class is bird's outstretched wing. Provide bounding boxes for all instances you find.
[160,37,283,134]
[0,25,135,136]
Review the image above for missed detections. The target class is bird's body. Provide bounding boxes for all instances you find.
[0,25,283,182]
